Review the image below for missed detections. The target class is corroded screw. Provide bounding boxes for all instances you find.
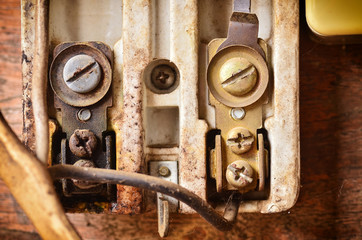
[226,160,254,189]
[151,65,176,90]
[226,127,254,154]
[158,166,171,177]
[72,160,100,189]
[219,57,257,96]
[63,54,101,93]
[69,129,97,158]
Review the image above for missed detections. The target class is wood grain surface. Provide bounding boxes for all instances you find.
[0,0,361,239]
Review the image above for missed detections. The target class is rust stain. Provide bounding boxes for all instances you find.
[113,185,142,215]
[114,0,152,214]
[21,0,36,152]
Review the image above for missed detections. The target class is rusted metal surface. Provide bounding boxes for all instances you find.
[69,129,97,158]
[113,0,152,214]
[21,0,36,152]
[60,132,114,198]
[50,43,112,107]
[48,41,115,203]
[71,160,100,189]
[21,0,299,217]
[55,96,114,199]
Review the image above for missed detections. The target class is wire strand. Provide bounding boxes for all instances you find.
[32,0,49,164]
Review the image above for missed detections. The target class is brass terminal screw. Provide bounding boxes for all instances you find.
[226,127,254,154]
[69,129,97,158]
[226,160,254,189]
[151,65,176,90]
[158,166,171,177]
[219,57,257,96]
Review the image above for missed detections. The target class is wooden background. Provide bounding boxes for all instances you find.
[0,0,361,239]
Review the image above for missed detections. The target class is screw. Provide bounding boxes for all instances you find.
[158,166,171,177]
[69,129,97,158]
[151,65,176,90]
[230,107,246,120]
[226,160,254,189]
[219,57,257,96]
[72,160,100,189]
[227,127,254,154]
[77,108,92,122]
[63,54,101,93]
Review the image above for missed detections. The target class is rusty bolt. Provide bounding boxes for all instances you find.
[226,127,254,154]
[63,54,101,93]
[72,160,100,189]
[219,57,257,96]
[226,160,254,189]
[158,166,171,177]
[151,65,176,90]
[69,129,97,158]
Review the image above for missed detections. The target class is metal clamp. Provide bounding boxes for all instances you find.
[149,161,178,238]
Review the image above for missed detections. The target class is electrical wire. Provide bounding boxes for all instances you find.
[48,165,239,232]
[32,0,50,164]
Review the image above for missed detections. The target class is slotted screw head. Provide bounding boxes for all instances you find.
[69,129,97,158]
[63,54,101,93]
[219,57,257,96]
[151,65,176,90]
[227,127,254,154]
[226,160,254,189]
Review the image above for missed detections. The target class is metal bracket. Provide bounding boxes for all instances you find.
[207,0,270,196]
[149,161,178,237]
[217,1,265,58]
[49,42,115,199]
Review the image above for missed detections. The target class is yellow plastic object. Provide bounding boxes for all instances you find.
[306,0,362,36]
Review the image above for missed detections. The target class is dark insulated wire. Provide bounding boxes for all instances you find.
[48,165,239,231]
